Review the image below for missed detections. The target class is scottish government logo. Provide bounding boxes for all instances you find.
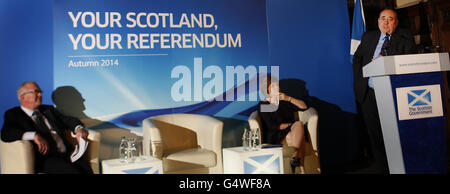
[408,89,432,113]
[396,85,443,120]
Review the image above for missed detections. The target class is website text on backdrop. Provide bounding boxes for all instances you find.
[352,8,417,173]
[0,81,96,174]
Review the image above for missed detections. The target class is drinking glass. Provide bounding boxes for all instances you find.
[251,128,261,151]
[242,128,251,151]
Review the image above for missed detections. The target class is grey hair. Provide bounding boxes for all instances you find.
[17,81,39,100]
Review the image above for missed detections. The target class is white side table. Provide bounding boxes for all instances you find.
[102,156,163,174]
[222,146,283,174]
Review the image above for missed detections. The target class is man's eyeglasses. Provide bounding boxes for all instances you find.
[379,17,395,22]
[21,89,43,96]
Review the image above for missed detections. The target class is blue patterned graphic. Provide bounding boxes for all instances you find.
[243,154,280,174]
[105,74,265,133]
[122,167,153,174]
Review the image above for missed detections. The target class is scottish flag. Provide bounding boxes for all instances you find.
[408,89,432,106]
[350,0,366,62]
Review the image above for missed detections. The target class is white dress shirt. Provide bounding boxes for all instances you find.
[21,106,82,153]
[368,33,390,88]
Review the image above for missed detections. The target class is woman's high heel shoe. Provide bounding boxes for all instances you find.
[290,157,301,174]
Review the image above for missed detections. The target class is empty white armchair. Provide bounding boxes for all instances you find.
[0,129,101,174]
[248,107,320,174]
[142,113,223,174]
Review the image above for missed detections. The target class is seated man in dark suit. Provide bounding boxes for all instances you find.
[1,81,93,174]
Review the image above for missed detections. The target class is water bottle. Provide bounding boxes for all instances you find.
[242,128,250,151]
[128,138,137,163]
[252,128,262,151]
[119,136,128,163]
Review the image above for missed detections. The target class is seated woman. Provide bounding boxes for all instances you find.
[258,76,308,174]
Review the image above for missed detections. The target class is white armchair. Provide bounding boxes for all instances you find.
[248,107,320,174]
[142,113,223,174]
[0,129,101,174]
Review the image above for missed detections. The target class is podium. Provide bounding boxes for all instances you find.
[363,53,449,174]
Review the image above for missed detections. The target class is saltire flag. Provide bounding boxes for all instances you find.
[350,0,366,62]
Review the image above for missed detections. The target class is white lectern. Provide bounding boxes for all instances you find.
[363,53,449,174]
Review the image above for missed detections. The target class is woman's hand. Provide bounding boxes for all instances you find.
[280,92,308,109]
[279,92,290,102]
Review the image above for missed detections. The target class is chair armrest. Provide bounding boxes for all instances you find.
[298,107,317,123]
[148,114,223,159]
[86,129,100,141]
[248,111,261,130]
[187,115,223,157]
[143,114,224,173]
[298,107,319,152]
[142,118,163,159]
[86,129,100,174]
[248,111,264,141]
[184,115,223,174]
[68,129,101,174]
[0,139,35,174]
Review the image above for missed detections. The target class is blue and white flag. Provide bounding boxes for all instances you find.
[350,0,366,62]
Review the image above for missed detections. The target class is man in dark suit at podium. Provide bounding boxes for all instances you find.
[1,81,93,174]
[352,8,417,173]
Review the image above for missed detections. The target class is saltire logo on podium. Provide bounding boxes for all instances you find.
[396,84,443,120]
[408,89,431,106]
[122,167,160,174]
[243,154,281,174]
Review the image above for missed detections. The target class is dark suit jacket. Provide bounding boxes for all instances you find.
[1,105,84,157]
[352,28,417,104]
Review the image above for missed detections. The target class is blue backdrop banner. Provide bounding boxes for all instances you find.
[54,0,271,134]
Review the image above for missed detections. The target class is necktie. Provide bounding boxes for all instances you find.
[32,111,50,134]
[32,111,67,153]
[380,34,391,56]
